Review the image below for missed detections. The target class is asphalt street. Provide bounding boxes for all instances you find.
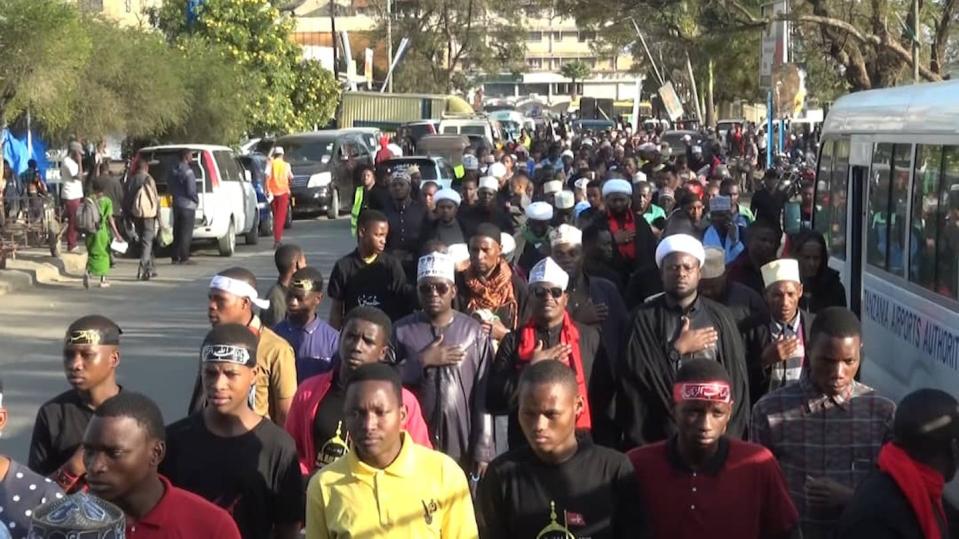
[0,216,354,462]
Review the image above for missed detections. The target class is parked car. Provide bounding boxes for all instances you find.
[339,127,382,155]
[660,130,701,157]
[273,130,374,219]
[437,117,499,148]
[237,153,293,237]
[128,144,259,256]
[417,135,471,171]
[401,120,439,151]
[375,157,456,190]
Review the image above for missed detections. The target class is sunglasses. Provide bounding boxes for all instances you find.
[531,286,564,300]
[418,282,451,296]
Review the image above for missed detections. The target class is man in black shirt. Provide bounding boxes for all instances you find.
[478,360,645,538]
[750,170,787,225]
[382,170,429,279]
[327,209,412,328]
[727,219,783,296]
[488,257,617,449]
[261,243,306,328]
[838,389,958,539]
[29,315,123,492]
[698,246,767,327]
[161,324,303,539]
[459,176,515,238]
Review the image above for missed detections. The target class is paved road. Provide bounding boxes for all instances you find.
[0,216,354,462]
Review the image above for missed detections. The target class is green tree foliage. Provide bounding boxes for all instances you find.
[0,0,91,131]
[63,20,189,141]
[164,37,252,144]
[153,0,339,134]
[378,0,527,94]
[291,60,340,131]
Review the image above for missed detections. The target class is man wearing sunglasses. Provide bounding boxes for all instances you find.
[393,252,494,477]
[488,257,616,450]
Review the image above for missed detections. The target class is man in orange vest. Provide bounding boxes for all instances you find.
[267,146,293,248]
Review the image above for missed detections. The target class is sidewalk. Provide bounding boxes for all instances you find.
[0,247,85,296]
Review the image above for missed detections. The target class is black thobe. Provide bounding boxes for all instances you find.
[836,469,949,539]
[585,210,657,287]
[487,321,619,449]
[618,294,749,448]
[720,280,768,328]
[567,271,629,364]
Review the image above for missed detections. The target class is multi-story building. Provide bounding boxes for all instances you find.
[73,0,160,27]
[482,8,640,105]
[289,0,640,104]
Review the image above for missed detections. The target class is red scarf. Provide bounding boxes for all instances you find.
[878,442,946,539]
[607,211,636,261]
[515,311,592,430]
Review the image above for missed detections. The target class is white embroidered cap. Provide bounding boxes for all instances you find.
[529,257,569,290]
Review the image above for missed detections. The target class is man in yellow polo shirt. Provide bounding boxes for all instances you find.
[305,363,478,538]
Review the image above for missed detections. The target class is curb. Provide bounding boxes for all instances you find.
[0,268,35,296]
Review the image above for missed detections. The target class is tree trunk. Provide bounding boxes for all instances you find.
[706,59,715,127]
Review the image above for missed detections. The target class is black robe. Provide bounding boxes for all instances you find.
[618,294,750,449]
[585,210,657,287]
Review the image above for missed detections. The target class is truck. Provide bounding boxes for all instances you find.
[336,91,474,131]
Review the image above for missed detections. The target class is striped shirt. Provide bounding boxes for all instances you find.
[749,377,895,539]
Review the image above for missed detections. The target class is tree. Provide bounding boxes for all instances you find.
[152,0,339,134]
[560,60,592,99]
[60,20,189,142]
[0,0,91,132]
[375,0,527,94]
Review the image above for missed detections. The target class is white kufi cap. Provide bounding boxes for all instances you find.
[632,171,647,184]
[478,176,499,191]
[529,257,569,290]
[550,224,582,247]
[602,179,632,197]
[554,190,575,210]
[488,162,507,179]
[655,233,706,268]
[434,188,462,206]
[761,259,801,288]
[543,180,563,194]
[525,201,554,221]
[463,154,479,170]
[417,252,455,282]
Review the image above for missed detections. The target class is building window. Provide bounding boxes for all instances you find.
[527,58,543,69]
[528,32,543,42]
[552,31,562,41]
[578,31,595,42]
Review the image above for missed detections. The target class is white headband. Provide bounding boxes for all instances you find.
[210,275,270,310]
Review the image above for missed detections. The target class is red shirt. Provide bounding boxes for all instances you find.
[628,436,798,539]
[127,475,241,539]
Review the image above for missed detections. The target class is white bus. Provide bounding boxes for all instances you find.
[814,80,959,406]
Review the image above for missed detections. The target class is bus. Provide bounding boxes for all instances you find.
[814,80,959,410]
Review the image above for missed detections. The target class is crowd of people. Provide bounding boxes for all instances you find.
[0,122,956,539]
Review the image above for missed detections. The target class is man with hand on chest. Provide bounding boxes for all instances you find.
[478,360,645,538]
[393,252,494,475]
[488,257,617,449]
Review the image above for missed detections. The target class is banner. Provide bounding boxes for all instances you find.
[657,82,684,122]
[364,48,374,84]
[760,0,789,89]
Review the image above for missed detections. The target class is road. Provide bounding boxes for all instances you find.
[0,216,354,462]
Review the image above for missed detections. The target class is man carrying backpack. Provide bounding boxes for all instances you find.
[123,159,159,280]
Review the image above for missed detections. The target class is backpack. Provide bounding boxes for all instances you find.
[131,176,158,218]
[77,196,102,235]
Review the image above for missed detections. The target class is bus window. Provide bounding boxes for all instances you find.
[937,148,959,299]
[813,139,833,237]
[867,143,893,270]
[829,139,849,259]
[909,145,943,290]
[888,145,912,276]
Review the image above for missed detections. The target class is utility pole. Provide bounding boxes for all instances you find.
[913,0,920,82]
[331,0,339,81]
[629,18,665,86]
[386,0,393,92]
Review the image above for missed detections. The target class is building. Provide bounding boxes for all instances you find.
[73,0,160,27]
[482,7,640,106]
[288,0,641,105]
